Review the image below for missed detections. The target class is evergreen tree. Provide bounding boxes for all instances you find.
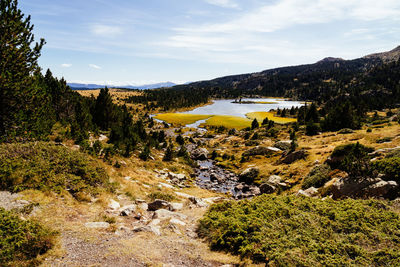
[251,118,259,129]
[0,0,47,140]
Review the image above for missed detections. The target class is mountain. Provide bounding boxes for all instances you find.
[364,45,400,62]
[68,82,176,90]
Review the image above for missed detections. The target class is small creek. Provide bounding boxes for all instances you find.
[194,160,260,199]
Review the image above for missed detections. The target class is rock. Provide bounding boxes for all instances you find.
[119,204,136,216]
[170,218,186,226]
[267,175,282,185]
[99,134,108,141]
[138,203,148,211]
[85,222,110,229]
[259,183,276,194]
[369,146,400,157]
[108,199,120,210]
[190,148,209,160]
[242,146,281,157]
[170,202,184,211]
[274,140,292,151]
[188,196,208,208]
[176,174,186,180]
[148,199,171,211]
[148,219,161,226]
[239,167,260,184]
[153,209,187,220]
[281,149,309,164]
[159,182,174,189]
[132,225,161,236]
[362,180,398,198]
[297,187,319,197]
[330,177,398,199]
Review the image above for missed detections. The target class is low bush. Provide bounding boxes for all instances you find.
[302,164,332,189]
[0,208,57,266]
[371,157,400,182]
[198,195,400,265]
[0,142,113,198]
[147,191,175,202]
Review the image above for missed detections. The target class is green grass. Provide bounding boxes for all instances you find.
[198,195,400,265]
[0,208,57,266]
[246,111,297,124]
[154,113,212,125]
[0,142,114,199]
[202,115,252,129]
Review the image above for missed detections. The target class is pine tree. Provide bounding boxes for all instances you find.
[0,0,46,140]
[251,118,259,129]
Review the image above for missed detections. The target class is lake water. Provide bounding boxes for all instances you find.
[183,98,304,118]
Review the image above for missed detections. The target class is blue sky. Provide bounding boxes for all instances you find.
[20,0,400,86]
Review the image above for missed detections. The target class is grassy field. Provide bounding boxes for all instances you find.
[202,115,252,129]
[154,113,212,125]
[246,111,297,124]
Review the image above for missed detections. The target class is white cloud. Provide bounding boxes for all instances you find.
[204,0,238,9]
[90,24,123,37]
[89,64,102,69]
[61,63,72,68]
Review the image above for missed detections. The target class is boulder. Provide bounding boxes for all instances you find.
[170,218,186,226]
[119,204,136,216]
[188,196,208,208]
[297,187,319,197]
[148,199,171,211]
[170,202,184,211]
[259,183,276,194]
[190,148,208,160]
[108,199,120,210]
[281,149,309,164]
[239,167,260,184]
[330,177,398,199]
[132,225,161,236]
[274,140,292,151]
[267,175,282,185]
[242,146,281,157]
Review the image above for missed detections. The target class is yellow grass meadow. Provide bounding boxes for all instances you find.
[246,111,297,124]
[154,113,212,125]
[202,115,252,129]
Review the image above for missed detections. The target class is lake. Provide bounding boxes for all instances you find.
[184,98,304,118]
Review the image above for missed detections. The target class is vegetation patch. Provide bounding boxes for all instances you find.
[246,111,297,124]
[154,113,212,125]
[0,208,57,266]
[302,164,332,189]
[203,115,252,129]
[198,195,400,265]
[0,142,113,198]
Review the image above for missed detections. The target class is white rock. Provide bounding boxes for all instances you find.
[132,225,161,236]
[159,182,174,189]
[85,222,110,229]
[170,218,186,226]
[170,202,184,211]
[138,203,148,211]
[119,204,136,216]
[108,199,120,210]
[149,219,161,226]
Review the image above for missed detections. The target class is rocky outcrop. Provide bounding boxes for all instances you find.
[190,148,208,160]
[281,149,309,164]
[329,177,398,199]
[274,141,292,151]
[297,187,319,197]
[242,146,281,157]
[119,204,136,216]
[148,199,172,211]
[259,183,276,194]
[239,167,260,184]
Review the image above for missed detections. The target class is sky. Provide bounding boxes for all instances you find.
[20,0,400,86]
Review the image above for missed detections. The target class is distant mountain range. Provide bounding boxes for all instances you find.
[68,82,177,90]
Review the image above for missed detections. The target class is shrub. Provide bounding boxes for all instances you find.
[147,191,175,202]
[0,142,113,199]
[305,122,321,136]
[302,164,332,189]
[0,208,57,265]
[328,143,374,176]
[371,157,400,182]
[198,195,400,265]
